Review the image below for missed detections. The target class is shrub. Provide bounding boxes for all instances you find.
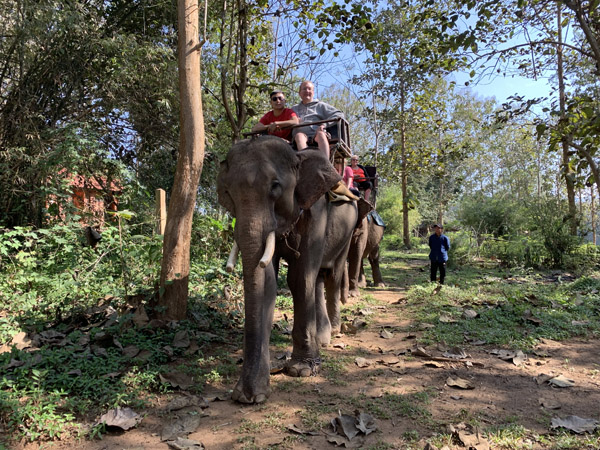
[377,184,421,238]
[446,230,477,268]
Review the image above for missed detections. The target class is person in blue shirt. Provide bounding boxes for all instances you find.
[429,224,450,284]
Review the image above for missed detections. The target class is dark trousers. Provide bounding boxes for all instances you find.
[430,261,446,284]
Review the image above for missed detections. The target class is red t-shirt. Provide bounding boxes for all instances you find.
[352,165,367,182]
[259,108,298,140]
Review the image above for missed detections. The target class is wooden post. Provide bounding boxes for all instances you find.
[156,188,167,235]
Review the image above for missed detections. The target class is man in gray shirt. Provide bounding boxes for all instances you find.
[292,80,344,159]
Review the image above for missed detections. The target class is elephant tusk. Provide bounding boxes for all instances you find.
[259,231,276,268]
[226,240,239,272]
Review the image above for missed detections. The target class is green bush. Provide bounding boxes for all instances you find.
[377,184,421,238]
[527,199,581,267]
[446,230,476,268]
[480,235,546,268]
[457,194,524,239]
[0,220,163,340]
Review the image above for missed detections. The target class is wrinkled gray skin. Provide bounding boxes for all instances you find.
[347,213,385,298]
[217,137,357,404]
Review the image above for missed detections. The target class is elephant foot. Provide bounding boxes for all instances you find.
[329,325,341,338]
[349,288,361,298]
[375,282,386,287]
[286,357,321,377]
[357,280,367,288]
[318,331,332,347]
[231,379,270,404]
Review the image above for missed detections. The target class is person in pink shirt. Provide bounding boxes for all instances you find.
[334,157,359,197]
[251,90,299,142]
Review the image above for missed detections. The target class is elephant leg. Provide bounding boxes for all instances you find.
[315,270,332,347]
[369,245,385,287]
[325,240,351,335]
[348,236,363,298]
[340,261,349,305]
[232,262,277,404]
[358,259,367,287]
[286,260,322,377]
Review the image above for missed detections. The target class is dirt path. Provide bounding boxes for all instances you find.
[17,260,600,450]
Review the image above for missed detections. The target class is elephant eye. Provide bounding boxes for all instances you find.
[270,180,281,197]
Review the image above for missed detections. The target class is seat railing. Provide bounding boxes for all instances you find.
[243,117,352,161]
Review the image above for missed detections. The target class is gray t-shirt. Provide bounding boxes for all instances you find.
[292,99,344,137]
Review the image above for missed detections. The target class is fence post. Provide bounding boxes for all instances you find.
[156,188,167,235]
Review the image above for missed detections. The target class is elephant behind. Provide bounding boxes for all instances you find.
[347,211,385,298]
[217,136,358,404]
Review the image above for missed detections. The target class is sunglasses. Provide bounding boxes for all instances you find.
[271,96,285,101]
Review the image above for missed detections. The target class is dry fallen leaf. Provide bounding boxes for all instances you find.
[355,357,370,368]
[551,415,599,434]
[446,376,475,390]
[166,437,205,450]
[439,314,457,323]
[462,309,479,319]
[442,348,469,360]
[160,372,194,390]
[548,375,575,388]
[424,361,444,368]
[539,397,561,410]
[411,347,432,358]
[97,407,141,430]
[172,331,190,348]
[454,429,490,450]
[379,329,394,339]
[161,413,203,441]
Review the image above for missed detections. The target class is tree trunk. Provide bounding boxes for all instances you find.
[157,0,205,320]
[400,87,410,249]
[592,185,596,245]
[557,6,577,234]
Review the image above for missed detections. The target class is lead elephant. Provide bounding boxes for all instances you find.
[347,211,385,298]
[217,136,358,404]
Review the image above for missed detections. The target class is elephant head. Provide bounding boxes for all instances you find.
[216,136,341,403]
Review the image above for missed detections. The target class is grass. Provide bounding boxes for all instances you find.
[401,267,600,349]
[347,389,436,421]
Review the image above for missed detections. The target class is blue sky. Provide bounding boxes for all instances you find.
[451,71,555,106]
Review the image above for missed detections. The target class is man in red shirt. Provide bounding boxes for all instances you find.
[251,90,299,142]
[350,154,372,201]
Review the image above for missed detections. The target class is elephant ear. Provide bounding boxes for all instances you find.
[295,150,342,210]
[217,160,236,216]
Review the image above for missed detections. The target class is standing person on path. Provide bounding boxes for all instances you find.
[429,224,450,285]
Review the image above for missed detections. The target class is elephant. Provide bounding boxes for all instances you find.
[347,211,385,298]
[217,136,358,404]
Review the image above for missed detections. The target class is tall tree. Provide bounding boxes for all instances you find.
[157,0,206,320]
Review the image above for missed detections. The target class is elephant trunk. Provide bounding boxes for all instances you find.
[226,230,274,272]
[232,222,277,403]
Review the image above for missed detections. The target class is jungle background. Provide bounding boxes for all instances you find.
[1,0,600,448]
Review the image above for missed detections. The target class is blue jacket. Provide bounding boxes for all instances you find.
[429,233,450,262]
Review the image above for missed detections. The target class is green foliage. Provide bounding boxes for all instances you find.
[480,235,547,268]
[527,199,582,267]
[446,230,477,268]
[377,184,421,239]
[0,222,163,340]
[457,194,523,239]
